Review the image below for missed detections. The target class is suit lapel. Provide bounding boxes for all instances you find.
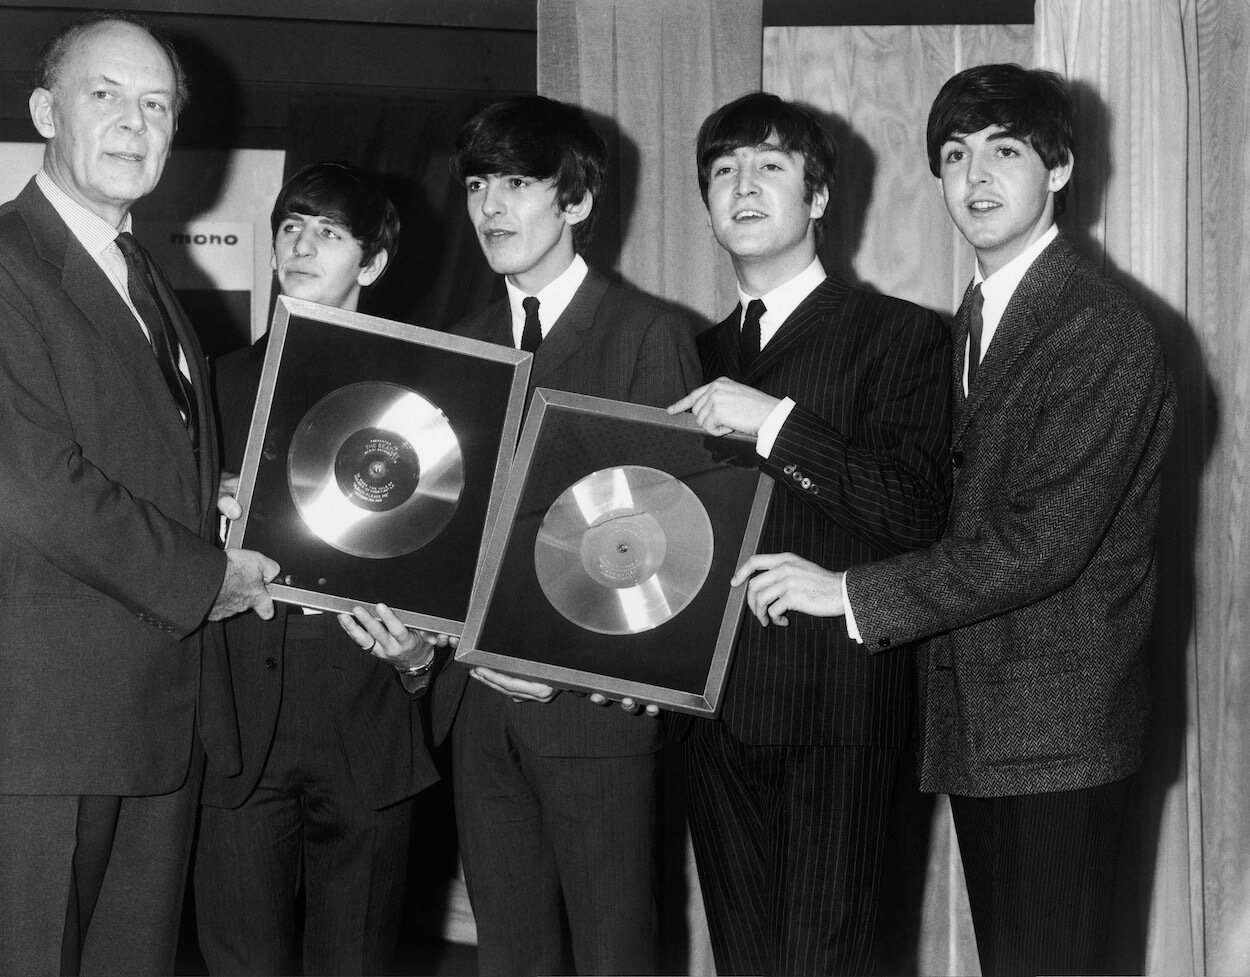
[741,275,849,382]
[20,183,201,501]
[530,268,609,386]
[953,237,1078,442]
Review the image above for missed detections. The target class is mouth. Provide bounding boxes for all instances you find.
[732,209,766,222]
[967,199,1001,214]
[107,151,145,164]
[480,228,514,242]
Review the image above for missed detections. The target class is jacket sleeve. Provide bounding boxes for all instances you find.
[848,303,1174,649]
[0,265,225,638]
[764,304,952,553]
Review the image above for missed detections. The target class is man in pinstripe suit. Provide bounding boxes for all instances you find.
[735,66,1175,976]
[669,92,951,976]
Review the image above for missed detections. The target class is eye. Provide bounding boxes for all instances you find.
[508,176,531,189]
[712,164,735,178]
[91,89,114,102]
[465,178,484,193]
[320,226,341,240]
[279,221,299,234]
[142,98,168,114]
[996,144,1019,158]
[942,148,965,164]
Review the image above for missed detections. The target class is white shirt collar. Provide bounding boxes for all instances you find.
[966,224,1058,386]
[736,256,826,349]
[505,253,589,348]
[36,169,133,258]
[975,224,1058,312]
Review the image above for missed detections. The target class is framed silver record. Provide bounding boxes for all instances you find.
[456,388,773,716]
[226,295,530,634]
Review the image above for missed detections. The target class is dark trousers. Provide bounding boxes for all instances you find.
[949,777,1132,977]
[195,619,413,976]
[452,679,658,976]
[0,768,200,976]
[684,719,900,976]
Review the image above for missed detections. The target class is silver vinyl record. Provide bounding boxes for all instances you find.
[288,381,464,559]
[534,465,714,635]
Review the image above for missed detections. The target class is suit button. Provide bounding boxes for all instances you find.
[801,477,812,489]
[952,450,964,468]
[264,657,278,671]
[877,637,891,648]
[783,463,797,475]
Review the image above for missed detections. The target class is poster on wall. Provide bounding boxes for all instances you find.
[146,221,254,356]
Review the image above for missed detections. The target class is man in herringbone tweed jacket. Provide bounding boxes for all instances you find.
[734,66,1175,977]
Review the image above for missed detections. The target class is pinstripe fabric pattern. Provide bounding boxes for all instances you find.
[686,724,897,976]
[705,275,951,747]
[847,235,1176,797]
[685,274,950,975]
[949,778,1131,976]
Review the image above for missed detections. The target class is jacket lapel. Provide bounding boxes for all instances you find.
[953,236,1079,443]
[530,268,609,386]
[740,275,849,382]
[20,182,201,503]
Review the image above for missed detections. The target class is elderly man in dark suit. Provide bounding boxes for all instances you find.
[668,92,951,976]
[431,95,700,976]
[735,65,1175,977]
[0,12,276,975]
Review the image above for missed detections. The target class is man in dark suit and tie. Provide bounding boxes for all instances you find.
[0,13,277,974]
[196,161,446,975]
[432,95,700,975]
[734,66,1175,977]
[668,92,951,976]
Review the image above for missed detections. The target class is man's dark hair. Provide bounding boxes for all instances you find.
[695,91,838,242]
[450,95,607,251]
[36,11,190,118]
[926,63,1075,216]
[270,161,400,272]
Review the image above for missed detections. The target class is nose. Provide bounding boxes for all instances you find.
[733,168,759,197]
[115,97,147,134]
[480,181,505,217]
[966,150,990,185]
[292,227,316,256]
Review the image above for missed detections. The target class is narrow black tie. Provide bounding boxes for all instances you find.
[115,231,198,448]
[739,298,765,373]
[521,295,542,353]
[967,283,984,394]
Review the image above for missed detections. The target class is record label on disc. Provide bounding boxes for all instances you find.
[288,381,464,559]
[534,465,714,635]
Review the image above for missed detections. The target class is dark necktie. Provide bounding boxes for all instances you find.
[521,295,543,353]
[115,231,198,448]
[739,298,766,373]
[967,283,985,394]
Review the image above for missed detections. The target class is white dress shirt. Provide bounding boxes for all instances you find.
[745,257,827,457]
[504,254,590,348]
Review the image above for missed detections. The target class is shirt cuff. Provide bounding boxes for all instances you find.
[842,571,863,643]
[756,397,796,458]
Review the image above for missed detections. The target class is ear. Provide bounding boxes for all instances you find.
[1048,152,1074,194]
[808,183,829,222]
[269,248,278,273]
[357,248,389,288]
[29,88,55,139]
[561,191,593,228]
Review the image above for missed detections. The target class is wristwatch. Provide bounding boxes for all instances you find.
[401,653,436,677]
